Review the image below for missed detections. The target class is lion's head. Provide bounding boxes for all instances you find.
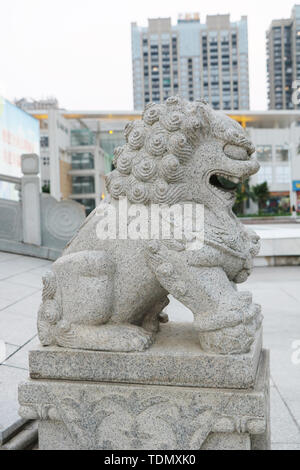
[106,97,259,211]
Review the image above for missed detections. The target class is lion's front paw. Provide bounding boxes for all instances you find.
[198,303,262,355]
[199,322,254,355]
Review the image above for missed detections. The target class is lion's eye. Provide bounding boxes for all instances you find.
[223,144,249,161]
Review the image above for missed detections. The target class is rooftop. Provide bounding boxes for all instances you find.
[29,109,300,130]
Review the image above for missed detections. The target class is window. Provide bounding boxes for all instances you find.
[71,129,95,146]
[72,176,95,194]
[275,166,290,183]
[40,136,49,148]
[257,166,272,184]
[256,146,272,162]
[72,152,94,170]
[275,146,289,162]
[74,198,96,216]
[100,131,125,160]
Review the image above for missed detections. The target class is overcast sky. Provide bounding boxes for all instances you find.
[0,0,298,111]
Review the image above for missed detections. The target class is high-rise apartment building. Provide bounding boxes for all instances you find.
[267,5,300,110]
[131,14,250,110]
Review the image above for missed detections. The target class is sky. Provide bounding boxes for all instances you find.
[0,0,299,111]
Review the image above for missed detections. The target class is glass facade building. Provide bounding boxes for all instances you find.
[69,129,108,215]
[99,130,125,171]
[131,14,250,110]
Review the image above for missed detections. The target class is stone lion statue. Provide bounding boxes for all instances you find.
[38,97,262,355]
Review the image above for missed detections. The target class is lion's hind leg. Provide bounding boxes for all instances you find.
[38,250,115,347]
[55,323,153,352]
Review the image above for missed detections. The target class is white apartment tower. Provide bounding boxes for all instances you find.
[131,14,250,111]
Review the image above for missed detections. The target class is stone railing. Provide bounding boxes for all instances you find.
[0,154,85,260]
[0,173,22,188]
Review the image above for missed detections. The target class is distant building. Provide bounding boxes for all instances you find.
[267,5,300,110]
[22,102,300,215]
[0,98,39,200]
[238,111,300,214]
[22,105,129,215]
[131,14,250,110]
[15,98,74,202]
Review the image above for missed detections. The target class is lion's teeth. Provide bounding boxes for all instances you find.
[216,173,239,184]
[227,176,239,184]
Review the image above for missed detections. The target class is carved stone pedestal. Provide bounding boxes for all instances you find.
[18,323,270,450]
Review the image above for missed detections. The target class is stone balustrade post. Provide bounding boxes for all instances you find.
[21,154,41,246]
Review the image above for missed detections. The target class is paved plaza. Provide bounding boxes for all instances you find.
[0,252,52,444]
[0,250,299,449]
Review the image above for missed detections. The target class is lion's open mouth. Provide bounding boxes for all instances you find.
[209,172,240,196]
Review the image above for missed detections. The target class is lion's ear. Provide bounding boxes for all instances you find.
[195,102,213,133]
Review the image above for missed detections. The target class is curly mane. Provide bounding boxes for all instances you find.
[106,96,255,205]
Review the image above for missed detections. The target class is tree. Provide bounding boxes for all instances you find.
[250,182,270,213]
[233,179,251,215]
[42,183,50,194]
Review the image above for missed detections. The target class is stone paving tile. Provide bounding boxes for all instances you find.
[0,258,50,282]
[0,253,50,444]
[6,271,44,289]
[4,336,40,370]
[280,282,300,303]
[29,264,52,275]
[0,280,40,303]
[0,298,14,310]
[247,266,300,282]
[0,308,39,347]
[270,384,300,445]
[0,343,19,365]
[3,291,43,319]
[272,381,300,431]
[0,253,21,263]
[271,443,300,450]
[245,287,299,314]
